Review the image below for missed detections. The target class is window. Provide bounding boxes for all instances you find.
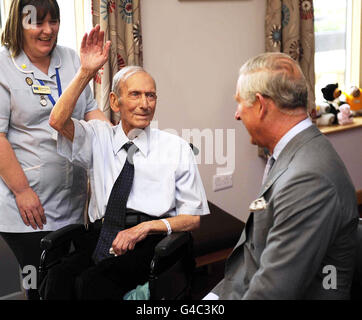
[0,0,4,31]
[314,0,362,101]
[57,0,77,51]
[57,0,92,53]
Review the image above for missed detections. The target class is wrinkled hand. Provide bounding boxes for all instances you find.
[111,223,150,256]
[80,24,111,76]
[15,187,46,230]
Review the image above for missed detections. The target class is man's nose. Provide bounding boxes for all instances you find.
[140,94,149,109]
[235,110,241,121]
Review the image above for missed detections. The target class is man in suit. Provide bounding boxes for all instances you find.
[210,52,359,299]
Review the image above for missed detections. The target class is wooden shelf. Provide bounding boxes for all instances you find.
[319,116,362,135]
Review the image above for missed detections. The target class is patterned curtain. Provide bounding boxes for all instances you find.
[265,0,316,115]
[92,0,143,123]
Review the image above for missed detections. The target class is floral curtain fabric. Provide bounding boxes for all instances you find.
[265,0,316,114]
[92,0,143,123]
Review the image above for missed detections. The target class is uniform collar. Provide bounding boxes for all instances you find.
[113,123,150,157]
[12,47,61,81]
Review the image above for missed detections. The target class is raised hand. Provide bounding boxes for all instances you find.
[80,24,111,76]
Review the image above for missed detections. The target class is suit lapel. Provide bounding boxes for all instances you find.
[232,125,322,251]
[258,125,322,198]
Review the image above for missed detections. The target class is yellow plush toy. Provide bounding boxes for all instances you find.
[343,86,362,115]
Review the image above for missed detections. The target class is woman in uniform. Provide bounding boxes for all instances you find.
[0,0,109,299]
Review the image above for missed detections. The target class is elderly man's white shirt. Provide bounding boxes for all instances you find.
[57,119,210,222]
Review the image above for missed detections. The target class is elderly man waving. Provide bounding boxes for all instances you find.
[44,25,209,300]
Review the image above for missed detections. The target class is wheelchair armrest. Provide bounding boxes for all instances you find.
[150,232,194,299]
[40,223,86,250]
[154,232,191,258]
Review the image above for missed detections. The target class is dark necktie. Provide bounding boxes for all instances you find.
[92,141,138,264]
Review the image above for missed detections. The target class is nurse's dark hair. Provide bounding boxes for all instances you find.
[1,0,60,57]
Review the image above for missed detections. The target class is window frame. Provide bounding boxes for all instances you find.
[346,0,362,87]
[0,0,4,31]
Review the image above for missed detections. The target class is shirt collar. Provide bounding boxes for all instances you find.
[12,47,61,81]
[113,123,150,157]
[48,47,61,77]
[272,117,312,161]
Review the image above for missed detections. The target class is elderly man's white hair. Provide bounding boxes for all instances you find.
[111,66,156,98]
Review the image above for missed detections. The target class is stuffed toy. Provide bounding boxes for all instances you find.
[314,102,335,126]
[321,83,344,124]
[337,104,354,125]
[343,86,362,116]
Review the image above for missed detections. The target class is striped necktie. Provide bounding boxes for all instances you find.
[262,156,275,185]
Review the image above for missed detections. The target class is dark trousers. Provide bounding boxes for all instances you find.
[0,231,51,300]
[42,227,164,300]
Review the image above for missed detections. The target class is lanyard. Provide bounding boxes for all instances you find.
[36,68,62,106]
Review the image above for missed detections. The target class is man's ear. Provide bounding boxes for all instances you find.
[110,92,120,113]
[255,93,268,120]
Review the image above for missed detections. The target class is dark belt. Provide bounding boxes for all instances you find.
[89,209,158,231]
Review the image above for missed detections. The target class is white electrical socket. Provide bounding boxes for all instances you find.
[213,173,233,192]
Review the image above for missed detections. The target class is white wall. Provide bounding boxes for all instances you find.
[326,128,362,190]
[141,0,266,221]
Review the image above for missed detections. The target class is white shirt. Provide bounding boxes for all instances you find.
[272,117,313,161]
[0,45,97,232]
[57,120,210,222]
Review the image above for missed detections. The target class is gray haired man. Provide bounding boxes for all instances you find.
[209,52,358,300]
[43,25,209,299]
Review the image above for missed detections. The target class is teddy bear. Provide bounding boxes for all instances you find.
[314,101,336,126]
[337,104,354,125]
[321,83,344,125]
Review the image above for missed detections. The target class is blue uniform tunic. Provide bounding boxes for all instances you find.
[0,45,98,232]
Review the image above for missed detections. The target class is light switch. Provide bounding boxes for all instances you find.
[213,173,233,192]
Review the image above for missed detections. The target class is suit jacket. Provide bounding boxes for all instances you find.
[213,125,359,299]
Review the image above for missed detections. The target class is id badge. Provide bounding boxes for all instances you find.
[32,85,51,95]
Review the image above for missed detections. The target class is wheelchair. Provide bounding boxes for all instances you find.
[38,143,199,300]
[38,223,195,300]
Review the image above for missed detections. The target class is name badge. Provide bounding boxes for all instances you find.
[32,85,51,95]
